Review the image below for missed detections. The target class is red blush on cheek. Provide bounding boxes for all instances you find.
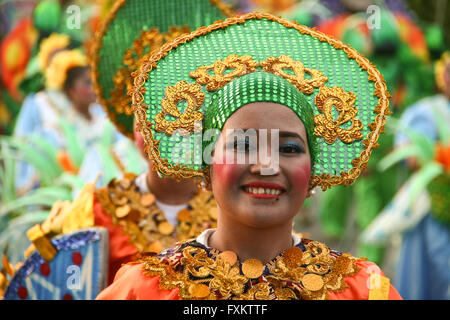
[76,84,95,98]
[291,161,311,194]
[212,159,242,189]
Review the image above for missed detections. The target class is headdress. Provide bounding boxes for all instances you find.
[92,0,233,139]
[132,13,391,191]
[435,51,450,93]
[45,49,87,90]
[37,33,71,71]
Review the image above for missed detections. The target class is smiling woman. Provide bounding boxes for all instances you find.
[208,100,313,264]
[96,12,402,300]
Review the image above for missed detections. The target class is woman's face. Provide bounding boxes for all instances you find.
[66,68,96,109]
[210,102,312,229]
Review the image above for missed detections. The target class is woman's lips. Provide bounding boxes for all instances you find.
[241,182,286,199]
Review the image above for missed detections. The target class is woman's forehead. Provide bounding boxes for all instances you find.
[222,102,306,134]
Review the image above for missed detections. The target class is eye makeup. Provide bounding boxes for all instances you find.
[279,141,305,154]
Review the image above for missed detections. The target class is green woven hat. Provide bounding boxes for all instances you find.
[92,0,233,139]
[131,12,391,190]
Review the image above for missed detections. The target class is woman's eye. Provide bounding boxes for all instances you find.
[280,142,304,154]
[234,138,253,151]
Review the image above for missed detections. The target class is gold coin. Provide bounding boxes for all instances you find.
[127,209,142,223]
[189,283,210,298]
[158,221,174,235]
[120,179,131,189]
[115,205,130,218]
[123,173,136,181]
[208,207,218,219]
[113,196,128,206]
[147,241,163,254]
[177,209,192,222]
[140,193,155,206]
[282,246,303,268]
[242,259,264,279]
[333,255,352,274]
[219,251,237,265]
[302,274,324,291]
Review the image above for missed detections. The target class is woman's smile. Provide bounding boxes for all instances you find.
[241,182,287,199]
[210,102,312,228]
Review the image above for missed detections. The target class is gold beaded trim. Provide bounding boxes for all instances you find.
[132,12,391,190]
[140,239,364,300]
[95,173,217,253]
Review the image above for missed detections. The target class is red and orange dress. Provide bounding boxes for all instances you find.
[97,229,402,300]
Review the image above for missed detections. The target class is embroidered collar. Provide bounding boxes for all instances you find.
[95,173,217,253]
[139,238,365,300]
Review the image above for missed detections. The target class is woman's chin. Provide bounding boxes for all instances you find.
[233,208,294,229]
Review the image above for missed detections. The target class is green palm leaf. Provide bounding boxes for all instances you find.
[378,144,421,171]
[0,139,17,203]
[0,187,71,218]
[57,117,84,168]
[380,118,436,170]
[430,104,450,145]
[407,162,444,206]
[0,135,61,183]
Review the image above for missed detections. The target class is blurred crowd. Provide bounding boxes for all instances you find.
[0,0,448,300]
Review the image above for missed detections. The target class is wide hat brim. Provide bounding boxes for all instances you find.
[92,0,233,139]
[132,12,391,190]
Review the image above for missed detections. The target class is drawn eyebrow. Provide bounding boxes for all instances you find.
[279,131,306,146]
[225,129,306,145]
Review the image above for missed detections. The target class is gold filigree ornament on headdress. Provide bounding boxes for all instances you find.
[45,49,87,90]
[91,0,234,139]
[131,12,391,191]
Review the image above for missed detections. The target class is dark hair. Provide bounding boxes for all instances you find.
[63,66,89,91]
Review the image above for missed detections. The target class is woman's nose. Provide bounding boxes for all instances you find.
[249,155,280,176]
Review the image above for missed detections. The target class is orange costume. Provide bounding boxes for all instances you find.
[97,230,401,300]
[93,172,217,284]
[97,9,403,300]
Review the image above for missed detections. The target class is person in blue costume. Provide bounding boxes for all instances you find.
[392,52,450,300]
[13,41,105,194]
[361,51,449,300]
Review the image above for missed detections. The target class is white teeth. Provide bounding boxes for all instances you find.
[244,187,282,195]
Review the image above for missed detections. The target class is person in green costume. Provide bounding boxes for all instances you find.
[97,12,402,300]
